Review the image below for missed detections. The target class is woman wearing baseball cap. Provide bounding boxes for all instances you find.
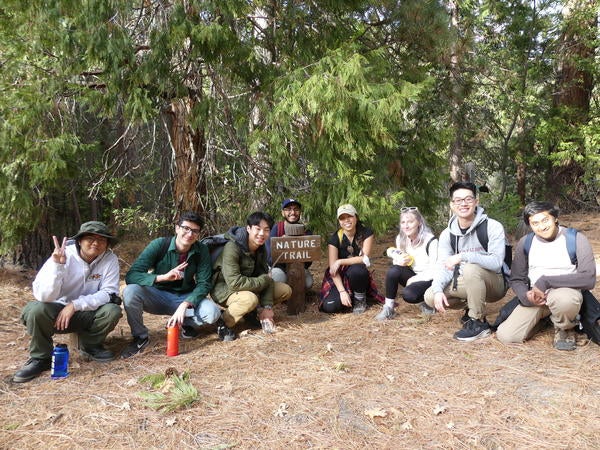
[319,204,383,314]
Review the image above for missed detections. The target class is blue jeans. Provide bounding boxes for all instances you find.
[123,285,222,339]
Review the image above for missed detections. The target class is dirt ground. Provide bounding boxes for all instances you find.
[1,213,599,449]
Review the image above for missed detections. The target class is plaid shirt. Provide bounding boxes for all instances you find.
[319,266,384,304]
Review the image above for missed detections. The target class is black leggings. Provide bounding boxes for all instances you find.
[385,265,432,304]
[321,264,370,313]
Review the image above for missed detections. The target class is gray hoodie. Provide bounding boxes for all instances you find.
[430,206,506,294]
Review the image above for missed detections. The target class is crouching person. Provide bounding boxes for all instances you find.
[496,202,596,350]
[14,221,122,383]
[121,211,221,358]
[210,212,292,340]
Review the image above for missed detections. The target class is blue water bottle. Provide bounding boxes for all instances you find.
[51,344,69,379]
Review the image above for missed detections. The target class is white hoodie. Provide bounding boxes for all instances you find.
[32,243,120,311]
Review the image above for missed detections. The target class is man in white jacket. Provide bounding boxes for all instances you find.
[13,221,122,383]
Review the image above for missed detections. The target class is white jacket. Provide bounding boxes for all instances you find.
[32,243,120,311]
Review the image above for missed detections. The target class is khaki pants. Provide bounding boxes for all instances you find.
[496,288,582,344]
[424,263,506,320]
[222,282,292,327]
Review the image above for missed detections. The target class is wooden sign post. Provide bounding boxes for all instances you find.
[271,234,321,315]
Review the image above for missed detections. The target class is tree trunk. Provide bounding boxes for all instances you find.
[447,0,466,183]
[165,97,207,214]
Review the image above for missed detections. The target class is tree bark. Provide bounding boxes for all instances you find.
[165,97,207,214]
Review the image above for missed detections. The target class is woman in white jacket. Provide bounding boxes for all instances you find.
[376,207,438,320]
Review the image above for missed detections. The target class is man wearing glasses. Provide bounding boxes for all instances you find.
[267,198,314,289]
[121,211,221,358]
[14,221,122,382]
[424,182,508,341]
[496,201,596,350]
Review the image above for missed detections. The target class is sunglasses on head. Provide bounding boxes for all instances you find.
[400,206,418,213]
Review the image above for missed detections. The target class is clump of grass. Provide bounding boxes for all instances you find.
[139,369,199,412]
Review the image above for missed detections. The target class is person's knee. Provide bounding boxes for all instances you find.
[402,287,420,304]
[320,298,341,313]
[123,284,144,307]
[495,324,523,344]
[462,263,484,280]
[97,303,123,324]
[275,282,292,303]
[198,301,222,324]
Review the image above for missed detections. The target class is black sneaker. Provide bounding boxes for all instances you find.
[121,336,149,358]
[460,308,470,326]
[181,325,200,339]
[13,358,51,383]
[80,345,115,362]
[216,319,236,342]
[453,318,491,342]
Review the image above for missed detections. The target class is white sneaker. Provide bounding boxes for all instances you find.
[375,305,396,321]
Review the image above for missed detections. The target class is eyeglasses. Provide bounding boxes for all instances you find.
[530,216,554,228]
[82,236,108,244]
[283,207,301,213]
[179,225,201,236]
[401,207,418,213]
[451,196,475,205]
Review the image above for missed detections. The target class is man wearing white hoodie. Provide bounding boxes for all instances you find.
[424,182,508,341]
[13,221,122,383]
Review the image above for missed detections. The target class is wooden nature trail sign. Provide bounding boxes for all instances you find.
[271,234,321,314]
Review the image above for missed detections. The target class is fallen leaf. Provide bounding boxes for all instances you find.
[165,417,177,427]
[433,404,447,415]
[401,420,413,430]
[274,402,288,417]
[364,408,387,419]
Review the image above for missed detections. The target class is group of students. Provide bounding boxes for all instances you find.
[12,182,597,383]
[325,182,597,349]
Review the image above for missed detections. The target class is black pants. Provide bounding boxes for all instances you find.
[385,265,432,304]
[321,264,370,313]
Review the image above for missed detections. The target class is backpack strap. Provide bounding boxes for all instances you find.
[425,236,436,256]
[449,219,488,254]
[476,219,489,251]
[565,227,578,266]
[337,229,344,246]
[157,236,172,263]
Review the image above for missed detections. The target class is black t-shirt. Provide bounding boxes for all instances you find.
[327,226,374,259]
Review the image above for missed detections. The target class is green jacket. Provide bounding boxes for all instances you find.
[125,237,212,307]
[210,226,273,306]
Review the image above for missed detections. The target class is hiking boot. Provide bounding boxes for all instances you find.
[553,328,576,351]
[181,325,200,339]
[216,319,236,342]
[419,302,436,315]
[454,318,491,342]
[460,308,470,326]
[121,336,149,359]
[80,345,115,362]
[352,297,367,314]
[375,305,396,321]
[13,358,51,383]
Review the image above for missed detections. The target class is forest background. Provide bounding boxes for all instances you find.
[1,0,599,267]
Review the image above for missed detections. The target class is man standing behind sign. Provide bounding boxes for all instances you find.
[210,212,292,339]
[267,198,314,289]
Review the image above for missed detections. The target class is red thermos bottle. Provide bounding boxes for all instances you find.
[166,325,179,356]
